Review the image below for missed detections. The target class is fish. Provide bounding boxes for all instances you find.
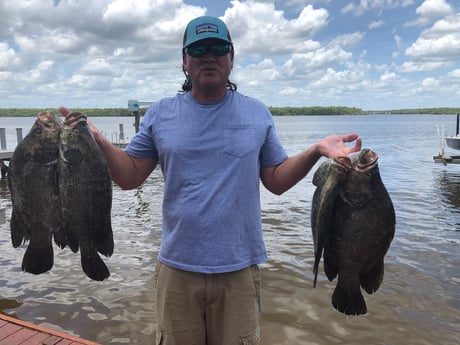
[59,112,114,281]
[311,149,395,315]
[7,111,66,274]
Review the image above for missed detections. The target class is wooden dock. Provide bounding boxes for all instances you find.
[0,124,128,178]
[0,150,14,160]
[0,313,101,345]
[433,154,460,164]
[0,151,11,178]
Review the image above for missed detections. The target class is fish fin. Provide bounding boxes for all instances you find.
[22,242,54,275]
[63,225,79,252]
[53,230,67,249]
[323,247,338,281]
[311,166,345,288]
[96,232,114,257]
[80,247,110,281]
[361,261,384,294]
[332,277,367,316]
[10,211,27,248]
[311,195,334,288]
[312,255,321,288]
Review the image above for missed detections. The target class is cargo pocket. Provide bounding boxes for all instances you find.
[155,328,164,345]
[251,264,262,314]
[240,330,260,345]
[153,262,162,289]
[223,126,256,158]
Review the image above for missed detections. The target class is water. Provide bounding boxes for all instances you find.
[1,114,459,345]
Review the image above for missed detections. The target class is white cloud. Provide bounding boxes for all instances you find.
[282,47,352,77]
[380,71,397,81]
[394,34,403,48]
[416,0,453,18]
[342,0,415,16]
[0,43,20,69]
[328,32,365,49]
[369,20,385,29]
[0,0,459,109]
[224,1,329,56]
[405,14,460,62]
[399,61,448,72]
[405,0,454,26]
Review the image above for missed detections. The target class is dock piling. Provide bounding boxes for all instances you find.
[16,128,23,144]
[0,207,5,225]
[119,124,124,142]
[0,128,6,150]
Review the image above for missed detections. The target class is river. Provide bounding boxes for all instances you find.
[0,114,459,344]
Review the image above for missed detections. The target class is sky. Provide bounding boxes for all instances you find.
[0,0,459,111]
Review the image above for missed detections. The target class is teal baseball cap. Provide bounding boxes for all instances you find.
[183,16,232,48]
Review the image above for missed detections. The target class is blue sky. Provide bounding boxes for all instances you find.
[0,0,459,110]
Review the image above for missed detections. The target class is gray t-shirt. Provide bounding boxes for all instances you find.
[126,90,287,273]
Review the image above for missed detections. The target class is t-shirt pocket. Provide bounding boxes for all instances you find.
[223,125,257,158]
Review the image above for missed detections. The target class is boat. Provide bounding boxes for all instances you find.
[444,113,460,150]
[445,135,460,150]
[434,113,460,164]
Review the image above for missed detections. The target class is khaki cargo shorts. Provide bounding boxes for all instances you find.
[154,262,261,345]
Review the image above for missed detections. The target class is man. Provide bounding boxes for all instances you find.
[60,15,361,345]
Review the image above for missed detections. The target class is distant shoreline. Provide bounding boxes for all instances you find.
[0,107,459,117]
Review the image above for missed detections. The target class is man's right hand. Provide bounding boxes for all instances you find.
[58,106,71,117]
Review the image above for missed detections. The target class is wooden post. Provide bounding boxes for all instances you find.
[0,128,6,150]
[456,113,459,136]
[134,111,140,133]
[16,128,23,143]
[119,124,124,141]
[0,160,6,179]
[0,207,5,225]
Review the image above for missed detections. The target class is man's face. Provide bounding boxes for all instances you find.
[183,39,234,95]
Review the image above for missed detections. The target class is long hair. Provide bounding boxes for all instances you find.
[180,65,237,92]
[181,25,237,92]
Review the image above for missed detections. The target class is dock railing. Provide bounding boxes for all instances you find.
[0,124,127,177]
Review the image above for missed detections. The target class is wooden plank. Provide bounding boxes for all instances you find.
[0,323,22,340]
[20,332,51,344]
[56,340,74,345]
[0,314,101,345]
[433,154,460,164]
[0,328,37,345]
[0,150,14,159]
[42,335,63,345]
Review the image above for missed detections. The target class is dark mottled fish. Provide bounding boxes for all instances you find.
[59,112,113,281]
[8,111,65,274]
[311,149,395,315]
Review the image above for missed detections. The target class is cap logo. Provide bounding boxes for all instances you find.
[196,23,219,35]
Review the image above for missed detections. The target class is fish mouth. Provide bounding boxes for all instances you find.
[332,149,378,172]
[354,149,378,172]
[37,111,62,130]
[332,156,353,170]
[63,112,87,127]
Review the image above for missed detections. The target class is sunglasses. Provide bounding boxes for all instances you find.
[184,42,233,58]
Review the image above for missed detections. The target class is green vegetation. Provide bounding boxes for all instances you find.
[0,108,147,117]
[369,108,460,115]
[0,107,459,117]
[269,106,365,115]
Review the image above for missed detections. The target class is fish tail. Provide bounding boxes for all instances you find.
[80,246,110,281]
[332,278,367,315]
[22,242,54,275]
